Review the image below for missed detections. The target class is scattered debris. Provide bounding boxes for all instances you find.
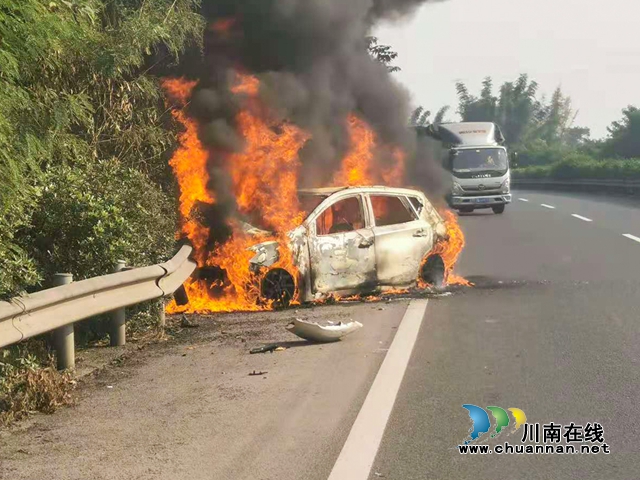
[249,344,288,354]
[248,370,268,376]
[180,314,200,328]
[433,291,453,297]
[286,318,363,343]
[250,344,280,354]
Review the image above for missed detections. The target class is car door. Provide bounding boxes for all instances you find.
[308,194,377,294]
[368,193,434,286]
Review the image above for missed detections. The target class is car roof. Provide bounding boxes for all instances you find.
[299,185,424,197]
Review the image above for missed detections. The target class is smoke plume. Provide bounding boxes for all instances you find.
[183,0,447,244]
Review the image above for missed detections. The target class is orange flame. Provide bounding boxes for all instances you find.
[161,78,213,263]
[334,115,377,185]
[334,115,405,187]
[163,74,309,314]
[420,210,471,287]
[210,18,237,39]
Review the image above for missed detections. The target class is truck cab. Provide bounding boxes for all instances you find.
[422,122,512,214]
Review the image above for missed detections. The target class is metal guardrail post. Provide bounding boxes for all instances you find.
[109,260,127,347]
[52,273,74,370]
[158,298,166,328]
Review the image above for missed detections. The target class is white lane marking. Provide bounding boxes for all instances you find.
[518,198,529,202]
[540,204,556,209]
[571,214,593,222]
[623,234,640,244]
[328,300,428,480]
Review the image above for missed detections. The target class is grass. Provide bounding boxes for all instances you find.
[0,340,75,426]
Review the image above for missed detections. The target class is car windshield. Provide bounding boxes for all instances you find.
[451,148,508,173]
[299,193,328,218]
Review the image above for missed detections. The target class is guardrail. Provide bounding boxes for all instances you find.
[0,245,196,369]
[512,177,640,194]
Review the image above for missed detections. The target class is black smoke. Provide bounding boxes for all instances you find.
[185,0,448,245]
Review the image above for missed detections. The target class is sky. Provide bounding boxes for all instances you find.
[375,0,640,139]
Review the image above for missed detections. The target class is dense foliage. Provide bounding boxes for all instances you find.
[0,0,204,299]
[514,155,640,180]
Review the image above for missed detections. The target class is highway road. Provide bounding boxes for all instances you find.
[1,189,639,479]
[369,190,640,479]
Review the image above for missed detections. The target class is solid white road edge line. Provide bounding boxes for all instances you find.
[571,214,593,222]
[327,299,429,480]
[518,198,529,202]
[622,234,640,243]
[540,204,556,209]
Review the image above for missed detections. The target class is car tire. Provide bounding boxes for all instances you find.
[420,255,445,289]
[492,205,505,214]
[260,268,296,308]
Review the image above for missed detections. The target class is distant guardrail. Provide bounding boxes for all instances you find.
[512,177,640,194]
[0,245,196,369]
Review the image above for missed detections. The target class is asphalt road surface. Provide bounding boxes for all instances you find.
[369,190,640,480]
[1,189,639,480]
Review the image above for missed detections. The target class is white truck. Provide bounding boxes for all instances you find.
[421,122,512,214]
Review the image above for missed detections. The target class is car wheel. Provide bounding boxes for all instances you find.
[420,255,445,288]
[261,268,296,308]
[492,205,505,214]
[459,206,474,214]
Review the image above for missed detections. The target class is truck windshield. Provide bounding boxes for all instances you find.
[451,148,508,174]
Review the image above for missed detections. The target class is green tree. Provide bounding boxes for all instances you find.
[433,106,451,125]
[601,106,640,158]
[410,106,431,126]
[454,75,590,158]
[495,74,540,145]
[456,77,498,123]
[27,160,176,281]
[367,36,400,72]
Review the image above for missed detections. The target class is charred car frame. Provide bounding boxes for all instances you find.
[249,186,449,306]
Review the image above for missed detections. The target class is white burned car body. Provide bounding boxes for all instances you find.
[249,186,449,305]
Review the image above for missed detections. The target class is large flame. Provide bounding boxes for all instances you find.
[422,210,471,287]
[334,115,404,187]
[163,74,307,314]
[162,73,468,314]
[161,78,213,264]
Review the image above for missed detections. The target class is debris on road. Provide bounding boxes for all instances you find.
[250,344,287,354]
[286,318,363,343]
[180,315,200,328]
[248,370,268,376]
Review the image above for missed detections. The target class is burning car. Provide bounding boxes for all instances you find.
[248,186,450,306]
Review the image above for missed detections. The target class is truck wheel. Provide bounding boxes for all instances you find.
[261,268,295,308]
[492,205,505,214]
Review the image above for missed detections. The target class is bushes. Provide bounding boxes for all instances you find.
[0,341,75,425]
[514,154,640,180]
[26,160,176,283]
[0,0,204,299]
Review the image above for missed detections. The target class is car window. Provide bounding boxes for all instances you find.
[407,196,424,215]
[299,193,328,217]
[370,195,417,227]
[315,196,364,236]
